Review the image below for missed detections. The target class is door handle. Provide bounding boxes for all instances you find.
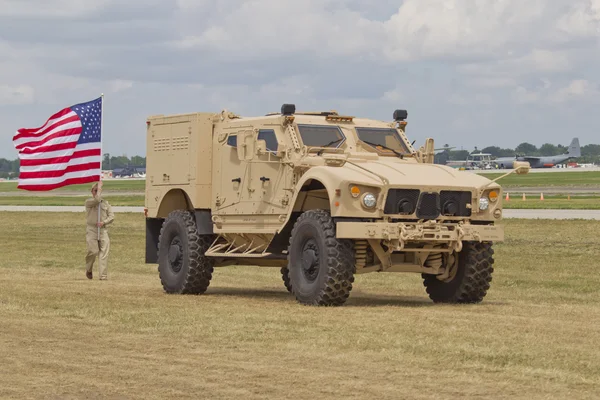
[260,177,270,182]
[232,178,241,183]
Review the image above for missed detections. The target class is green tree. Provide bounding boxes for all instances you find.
[449,150,470,161]
[130,156,146,167]
[582,144,600,156]
[109,156,129,169]
[481,146,502,157]
[539,143,560,156]
[0,158,11,172]
[102,153,111,170]
[515,142,538,156]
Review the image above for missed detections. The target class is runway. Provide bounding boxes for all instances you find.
[1,206,599,220]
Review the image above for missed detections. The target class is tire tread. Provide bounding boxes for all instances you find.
[287,209,355,306]
[158,210,214,294]
[422,241,494,303]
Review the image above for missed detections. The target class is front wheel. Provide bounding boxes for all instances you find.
[287,210,355,306]
[280,267,292,293]
[157,210,215,294]
[422,241,494,303]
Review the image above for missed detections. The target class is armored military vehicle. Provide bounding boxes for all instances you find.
[144,104,529,306]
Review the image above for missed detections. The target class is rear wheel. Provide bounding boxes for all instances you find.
[287,210,355,306]
[157,210,215,294]
[422,241,494,303]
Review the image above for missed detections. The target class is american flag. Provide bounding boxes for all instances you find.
[12,97,103,191]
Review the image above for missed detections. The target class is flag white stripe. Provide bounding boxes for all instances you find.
[14,120,82,149]
[18,142,101,160]
[18,132,81,153]
[19,156,102,173]
[18,169,100,186]
[14,110,77,137]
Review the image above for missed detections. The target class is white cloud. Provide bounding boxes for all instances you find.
[0,0,600,158]
[512,79,599,104]
[551,79,599,102]
[0,84,34,105]
[108,80,134,93]
[0,0,110,18]
[513,86,542,104]
[557,0,600,38]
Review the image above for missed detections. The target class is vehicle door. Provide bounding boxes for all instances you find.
[243,128,292,215]
[212,130,252,214]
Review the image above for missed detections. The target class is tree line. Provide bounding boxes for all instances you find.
[435,142,600,165]
[0,154,146,179]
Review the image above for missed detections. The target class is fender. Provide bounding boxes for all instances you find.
[278,164,384,231]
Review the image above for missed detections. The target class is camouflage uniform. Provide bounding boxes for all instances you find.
[85,183,114,280]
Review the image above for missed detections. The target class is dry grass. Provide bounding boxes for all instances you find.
[0,213,599,399]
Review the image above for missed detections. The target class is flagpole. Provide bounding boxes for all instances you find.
[98,93,104,240]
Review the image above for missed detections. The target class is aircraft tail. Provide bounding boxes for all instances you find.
[567,138,581,157]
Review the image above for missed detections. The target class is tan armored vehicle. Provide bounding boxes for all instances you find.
[144,104,529,306]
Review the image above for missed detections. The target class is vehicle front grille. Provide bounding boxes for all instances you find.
[384,189,472,219]
[439,191,472,217]
[416,192,440,220]
[384,189,420,215]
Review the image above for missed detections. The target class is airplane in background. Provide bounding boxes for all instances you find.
[494,138,581,169]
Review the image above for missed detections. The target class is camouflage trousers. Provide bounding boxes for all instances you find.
[86,226,110,280]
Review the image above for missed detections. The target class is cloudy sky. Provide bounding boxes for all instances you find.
[1,0,599,159]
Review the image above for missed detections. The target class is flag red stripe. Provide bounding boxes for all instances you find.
[15,127,82,151]
[13,114,80,143]
[13,108,73,140]
[19,149,101,166]
[16,175,100,192]
[19,140,78,155]
[18,162,101,179]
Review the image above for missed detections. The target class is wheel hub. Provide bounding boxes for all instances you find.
[168,237,183,273]
[301,239,319,282]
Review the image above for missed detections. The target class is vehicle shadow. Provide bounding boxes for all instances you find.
[205,287,436,308]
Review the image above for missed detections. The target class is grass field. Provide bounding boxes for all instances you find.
[0,195,144,206]
[477,171,600,187]
[0,212,598,399]
[0,179,145,193]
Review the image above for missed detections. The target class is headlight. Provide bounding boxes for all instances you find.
[362,192,377,208]
[479,196,489,210]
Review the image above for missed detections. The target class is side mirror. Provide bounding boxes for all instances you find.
[513,161,530,174]
[256,139,267,155]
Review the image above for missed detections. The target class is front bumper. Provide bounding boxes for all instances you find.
[336,220,503,244]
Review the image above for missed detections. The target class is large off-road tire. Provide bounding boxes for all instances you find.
[157,210,215,294]
[280,267,292,293]
[287,209,355,306]
[422,241,494,303]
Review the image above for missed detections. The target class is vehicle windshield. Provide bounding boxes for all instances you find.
[355,128,410,154]
[297,124,345,148]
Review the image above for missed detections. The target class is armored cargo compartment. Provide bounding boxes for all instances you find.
[145,112,215,218]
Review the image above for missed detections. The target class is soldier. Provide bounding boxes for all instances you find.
[85,181,114,280]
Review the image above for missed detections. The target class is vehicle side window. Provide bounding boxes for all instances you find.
[227,135,237,147]
[257,129,278,152]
